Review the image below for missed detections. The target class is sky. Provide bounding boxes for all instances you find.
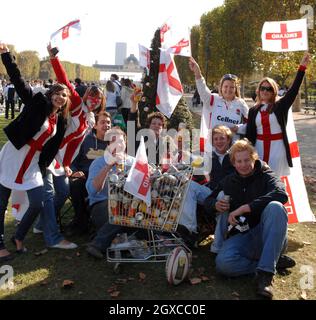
[0,0,223,66]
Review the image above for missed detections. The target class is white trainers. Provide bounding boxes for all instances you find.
[49,241,78,250]
[33,227,43,234]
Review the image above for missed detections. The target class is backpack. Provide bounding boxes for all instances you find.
[116,92,123,107]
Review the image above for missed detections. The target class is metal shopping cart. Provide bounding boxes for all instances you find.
[106,164,193,272]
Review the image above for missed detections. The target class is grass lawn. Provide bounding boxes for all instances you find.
[0,113,315,300]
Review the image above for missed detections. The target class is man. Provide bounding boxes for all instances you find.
[74,78,87,98]
[66,112,111,235]
[4,81,15,119]
[204,139,294,299]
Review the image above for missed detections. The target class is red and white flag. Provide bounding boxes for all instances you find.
[281,110,315,223]
[50,19,81,46]
[156,50,183,118]
[160,20,191,57]
[124,137,151,206]
[261,18,308,52]
[138,44,150,69]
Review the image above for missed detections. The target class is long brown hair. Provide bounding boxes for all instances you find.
[82,85,106,114]
[45,83,70,118]
[255,77,279,107]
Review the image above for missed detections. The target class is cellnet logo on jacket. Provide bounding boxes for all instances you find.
[216,115,240,125]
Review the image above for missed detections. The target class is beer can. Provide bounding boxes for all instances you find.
[223,195,230,202]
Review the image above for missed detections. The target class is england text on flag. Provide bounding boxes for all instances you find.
[50,19,81,46]
[156,50,183,118]
[124,137,151,206]
[261,18,308,52]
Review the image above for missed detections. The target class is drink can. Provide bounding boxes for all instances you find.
[223,195,230,202]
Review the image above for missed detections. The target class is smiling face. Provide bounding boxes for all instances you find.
[221,80,236,101]
[94,115,111,139]
[258,81,274,104]
[86,94,102,111]
[212,132,231,154]
[233,150,255,177]
[51,89,69,112]
[149,117,164,138]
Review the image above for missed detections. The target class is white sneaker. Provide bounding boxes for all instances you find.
[33,227,43,234]
[49,241,78,250]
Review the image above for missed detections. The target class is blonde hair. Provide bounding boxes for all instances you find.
[255,77,279,106]
[219,76,241,98]
[212,125,233,142]
[229,139,259,164]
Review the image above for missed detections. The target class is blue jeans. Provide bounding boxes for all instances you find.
[36,173,69,246]
[211,212,229,253]
[179,181,212,232]
[14,186,45,241]
[215,201,288,276]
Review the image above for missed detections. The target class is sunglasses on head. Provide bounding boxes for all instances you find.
[223,74,238,81]
[259,85,273,92]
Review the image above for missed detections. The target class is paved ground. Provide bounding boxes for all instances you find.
[184,94,316,177]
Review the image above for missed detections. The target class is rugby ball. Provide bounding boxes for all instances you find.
[165,247,190,285]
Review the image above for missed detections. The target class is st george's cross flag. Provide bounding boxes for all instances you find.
[50,19,81,46]
[261,18,308,52]
[156,50,183,118]
[124,137,151,206]
[138,44,151,69]
[160,20,191,57]
[281,110,315,223]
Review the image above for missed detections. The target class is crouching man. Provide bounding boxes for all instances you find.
[205,139,293,299]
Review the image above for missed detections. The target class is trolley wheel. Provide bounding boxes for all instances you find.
[113,263,121,274]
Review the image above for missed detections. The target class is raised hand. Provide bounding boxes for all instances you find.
[0,42,9,54]
[188,57,202,79]
[300,52,311,67]
[47,42,59,58]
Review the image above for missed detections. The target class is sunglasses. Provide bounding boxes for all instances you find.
[223,74,238,81]
[259,85,273,92]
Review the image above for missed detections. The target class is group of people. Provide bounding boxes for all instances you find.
[0,40,311,299]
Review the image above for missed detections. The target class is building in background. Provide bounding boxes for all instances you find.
[115,42,127,66]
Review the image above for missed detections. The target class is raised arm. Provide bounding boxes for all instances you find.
[0,43,33,105]
[47,44,81,110]
[278,52,311,110]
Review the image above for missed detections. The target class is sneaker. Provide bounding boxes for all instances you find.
[33,227,43,234]
[276,255,296,270]
[86,244,104,259]
[256,270,274,299]
[49,240,78,250]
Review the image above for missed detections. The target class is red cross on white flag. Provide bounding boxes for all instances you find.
[261,18,308,52]
[50,19,81,46]
[138,44,150,69]
[160,19,191,57]
[156,50,183,118]
[124,136,151,206]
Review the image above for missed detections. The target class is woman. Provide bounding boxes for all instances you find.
[120,78,134,124]
[48,43,106,173]
[188,57,249,148]
[105,80,118,118]
[246,52,310,177]
[0,43,72,260]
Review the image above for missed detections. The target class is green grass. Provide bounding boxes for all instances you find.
[0,113,315,300]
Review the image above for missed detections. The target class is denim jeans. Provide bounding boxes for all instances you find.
[210,212,229,254]
[215,201,288,276]
[36,173,69,246]
[0,183,12,249]
[14,186,45,241]
[179,181,212,233]
[90,200,108,231]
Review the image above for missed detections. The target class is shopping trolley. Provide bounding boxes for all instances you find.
[106,164,193,271]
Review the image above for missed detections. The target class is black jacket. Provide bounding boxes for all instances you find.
[204,160,288,229]
[1,52,67,172]
[246,68,305,167]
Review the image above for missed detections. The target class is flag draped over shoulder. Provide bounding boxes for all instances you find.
[50,19,81,45]
[156,50,183,118]
[124,137,151,206]
[281,110,315,223]
[261,18,308,52]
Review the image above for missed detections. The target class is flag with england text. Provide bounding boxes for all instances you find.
[160,20,191,57]
[50,19,81,46]
[281,110,315,223]
[156,50,183,118]
[124,137,151,206]
[138,44,150,69]
[261,18,308,52]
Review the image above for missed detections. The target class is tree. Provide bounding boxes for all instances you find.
[17,51,40,79]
